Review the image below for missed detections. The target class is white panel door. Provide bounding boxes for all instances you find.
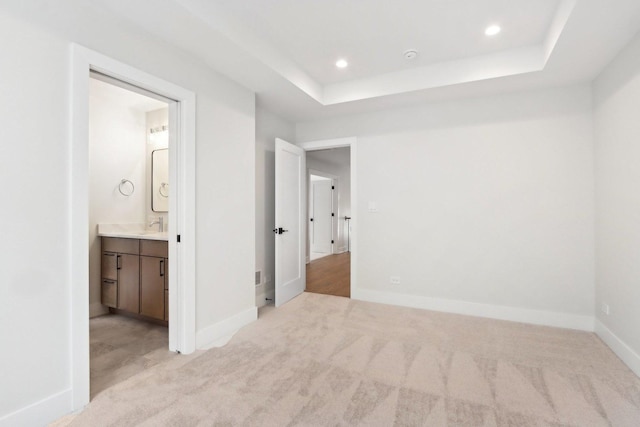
[275,138,306,307]
[311,180,332,254]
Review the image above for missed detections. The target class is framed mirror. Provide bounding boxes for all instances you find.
[152,148,169,212]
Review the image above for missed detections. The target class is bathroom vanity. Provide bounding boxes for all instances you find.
[100,234,169,324]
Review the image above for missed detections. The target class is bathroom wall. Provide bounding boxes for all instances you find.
[88,78,161,317]
[146,107,169,228]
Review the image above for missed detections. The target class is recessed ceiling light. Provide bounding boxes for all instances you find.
[335,59,348,69]
[485,25,501,36]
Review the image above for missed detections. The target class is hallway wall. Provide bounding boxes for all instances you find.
[0,3,255,424]
[297,85,595,330]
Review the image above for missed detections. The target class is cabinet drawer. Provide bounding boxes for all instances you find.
[102,237,139,255]
[102,252,118,281]
[140,239,168,258]
[101,279,117,308]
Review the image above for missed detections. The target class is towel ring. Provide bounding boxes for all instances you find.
[118,179,135,196]
[159,182,169,198]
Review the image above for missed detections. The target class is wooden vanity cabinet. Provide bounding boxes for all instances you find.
[101,237,140,312]
[101,237,168,323]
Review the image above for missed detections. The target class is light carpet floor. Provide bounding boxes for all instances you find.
[66,293,640,426]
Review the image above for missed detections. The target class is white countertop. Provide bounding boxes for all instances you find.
[97,223,169,241]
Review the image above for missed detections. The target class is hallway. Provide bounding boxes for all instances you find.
[305,252,350,298]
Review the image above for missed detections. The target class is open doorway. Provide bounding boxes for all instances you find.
[71,45,196,410]
[273,137,356,307]
[305,148,351,298]
[88,73,174,398]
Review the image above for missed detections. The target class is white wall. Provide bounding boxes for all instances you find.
[297,86,595,327]
[307,148,351,253]
[88,78,152,318]
[255,107,295,306]
[0,2,255,424]
[145,108,169,226]
[593,31,640,375]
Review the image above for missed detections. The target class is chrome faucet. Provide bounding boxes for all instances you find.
[149,217,164,232]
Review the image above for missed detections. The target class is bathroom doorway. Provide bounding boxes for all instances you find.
[71,45,196,410]
[88,73,174,398]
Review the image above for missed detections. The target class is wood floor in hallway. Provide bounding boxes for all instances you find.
[305,252,350,298]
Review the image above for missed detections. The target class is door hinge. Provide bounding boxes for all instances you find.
[331,213,335,217]
[331,240,334,244]
[332,185,335,190]
[177,234,181,243]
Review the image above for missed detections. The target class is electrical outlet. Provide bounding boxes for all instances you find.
[390,276,401,285]
[601,303,610,316]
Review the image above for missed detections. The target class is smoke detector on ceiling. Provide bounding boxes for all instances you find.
[403,49,418,60]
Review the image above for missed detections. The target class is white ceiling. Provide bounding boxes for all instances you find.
[95,0,640,122]
[210,0,561,85]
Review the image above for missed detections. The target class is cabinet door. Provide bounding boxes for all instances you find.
[164,258,169,290]
[117,253,140,313]
[164,290,169,321]
[140,256,165,320]
[102,252,117,281]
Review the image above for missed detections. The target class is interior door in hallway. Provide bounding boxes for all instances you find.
[310,179,333,255]
[275,138,306,307]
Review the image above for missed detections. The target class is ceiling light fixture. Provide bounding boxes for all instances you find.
[485,25,501,36]
[335,59,348,69]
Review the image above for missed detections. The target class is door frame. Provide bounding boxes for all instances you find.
[298,137,357,297]
[70,45,196,410]
[308,169,339,260]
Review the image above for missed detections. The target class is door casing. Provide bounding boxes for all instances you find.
[298,138,357,298]
[70,45,196,410]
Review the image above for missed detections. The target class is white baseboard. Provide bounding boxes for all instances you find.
[352,288,595,331]
[89,302,108,318]
[0,388,72,427]
[595,320,640,377]
[196,307,257,350]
